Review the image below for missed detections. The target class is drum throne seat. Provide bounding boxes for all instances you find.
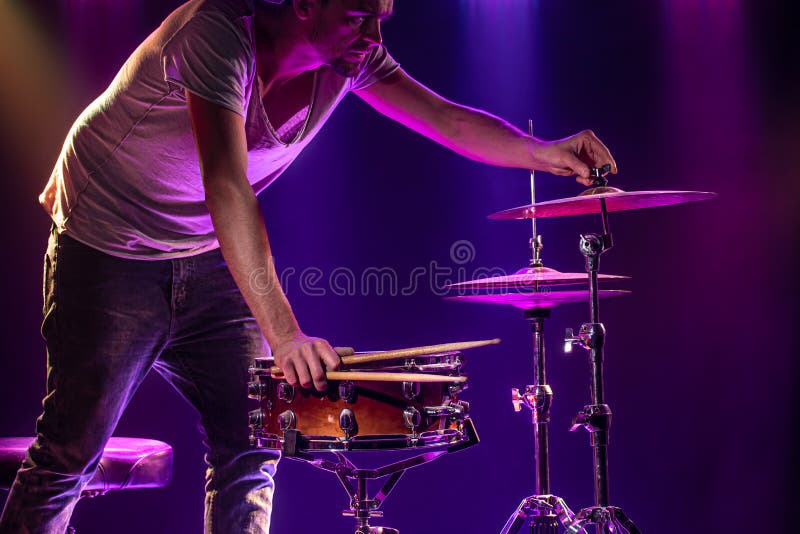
[0,437,173,531]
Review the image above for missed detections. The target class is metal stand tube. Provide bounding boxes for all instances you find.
[562,191,641,533]
[530,310,551,495]
[502,309,576,534]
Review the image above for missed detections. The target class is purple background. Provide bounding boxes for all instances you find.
[1,1,798,532]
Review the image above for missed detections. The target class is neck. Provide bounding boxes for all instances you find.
[254,3,323,92]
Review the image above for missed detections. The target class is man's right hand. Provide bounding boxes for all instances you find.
[272,333,342,392]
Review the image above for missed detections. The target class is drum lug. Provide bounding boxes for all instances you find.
[403,407,422,433]
[402,381,420,401]
[248,409,264,427]
[449,382,468,396]
[339,408,358,439]
[278,382,295,404]
[248,381,268,399]
[339,381,357,404]
[278,409,297,431]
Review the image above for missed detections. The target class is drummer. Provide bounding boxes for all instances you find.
[0,0,617,532]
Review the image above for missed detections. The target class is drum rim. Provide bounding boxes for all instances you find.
[250,427,468,452]
[250,350,464,373]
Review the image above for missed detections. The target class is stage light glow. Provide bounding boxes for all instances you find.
[0,3,70,182]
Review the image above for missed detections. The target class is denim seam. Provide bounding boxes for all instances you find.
[168,259,178,340]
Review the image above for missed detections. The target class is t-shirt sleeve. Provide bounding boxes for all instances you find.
[161,12,253,116]
[349,45,400,92]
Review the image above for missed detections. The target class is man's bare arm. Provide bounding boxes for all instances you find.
[355,69,617,185]
[185,90,339,390]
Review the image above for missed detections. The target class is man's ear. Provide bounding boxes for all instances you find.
[292,0,320,21]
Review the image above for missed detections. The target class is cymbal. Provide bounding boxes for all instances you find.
[446,266,628,290]
[445,290,630,310]
[488,187,717,219]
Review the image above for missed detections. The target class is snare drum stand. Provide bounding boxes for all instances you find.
[501,236,577,534]
[563,197,641,534]
[282,419,478,534]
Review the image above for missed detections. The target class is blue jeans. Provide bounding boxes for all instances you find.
[0,229,280,533]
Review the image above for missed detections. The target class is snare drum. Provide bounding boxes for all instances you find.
[248,351,472,451]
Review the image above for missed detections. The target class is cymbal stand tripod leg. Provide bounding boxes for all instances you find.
[564,200,641,534]
[502,309,578,534]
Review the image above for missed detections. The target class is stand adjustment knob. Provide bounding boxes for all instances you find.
[564,327,587,353]
[511,388,523,412]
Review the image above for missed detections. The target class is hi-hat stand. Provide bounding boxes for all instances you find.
[501,120,578,534]
[500,306,577,534]
[563,172,641,533]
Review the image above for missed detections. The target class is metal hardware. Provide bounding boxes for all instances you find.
[339,381,356,404]
[422,404,464,418]
[502,303,576,533]
[248,409,263,427]
[401,381,420,401]
[339,408,357,439]
[248,381,268,399]
[511,388,523,412]
[557,203,641,533]
[570,404,612,437]
[277,410,296,431]
[501,494,577,534]
[283,426,478,534]
[448,382,466,396]
[402,407,421,431]
[278,382,295,403]
[589,163,611,188]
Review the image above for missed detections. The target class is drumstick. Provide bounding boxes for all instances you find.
[269,370,468,383]
[340,338,501,366]
[268,338,500,376]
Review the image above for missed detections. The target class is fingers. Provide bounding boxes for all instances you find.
[294,353,313,389]
[562,151,592,183]
[273,335,341,392]
[281,360,299,389]
[579,130,618,175]
[305,350,327,392]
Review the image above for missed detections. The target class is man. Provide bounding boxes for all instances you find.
[0,0,617,532]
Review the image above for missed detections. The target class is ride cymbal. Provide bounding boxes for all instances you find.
[488,188,716,220]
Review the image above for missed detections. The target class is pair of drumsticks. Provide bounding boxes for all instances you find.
[269,338,500,383]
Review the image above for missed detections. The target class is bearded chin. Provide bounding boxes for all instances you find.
[329,57,361,78]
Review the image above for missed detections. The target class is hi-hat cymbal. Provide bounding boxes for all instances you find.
[445,289,630,310]
[488,187,717,220]
[445,266,628,290]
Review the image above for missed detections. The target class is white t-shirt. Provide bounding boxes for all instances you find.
[39,0,398,259]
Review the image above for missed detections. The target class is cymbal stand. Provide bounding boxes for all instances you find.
[563,190,641,534]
